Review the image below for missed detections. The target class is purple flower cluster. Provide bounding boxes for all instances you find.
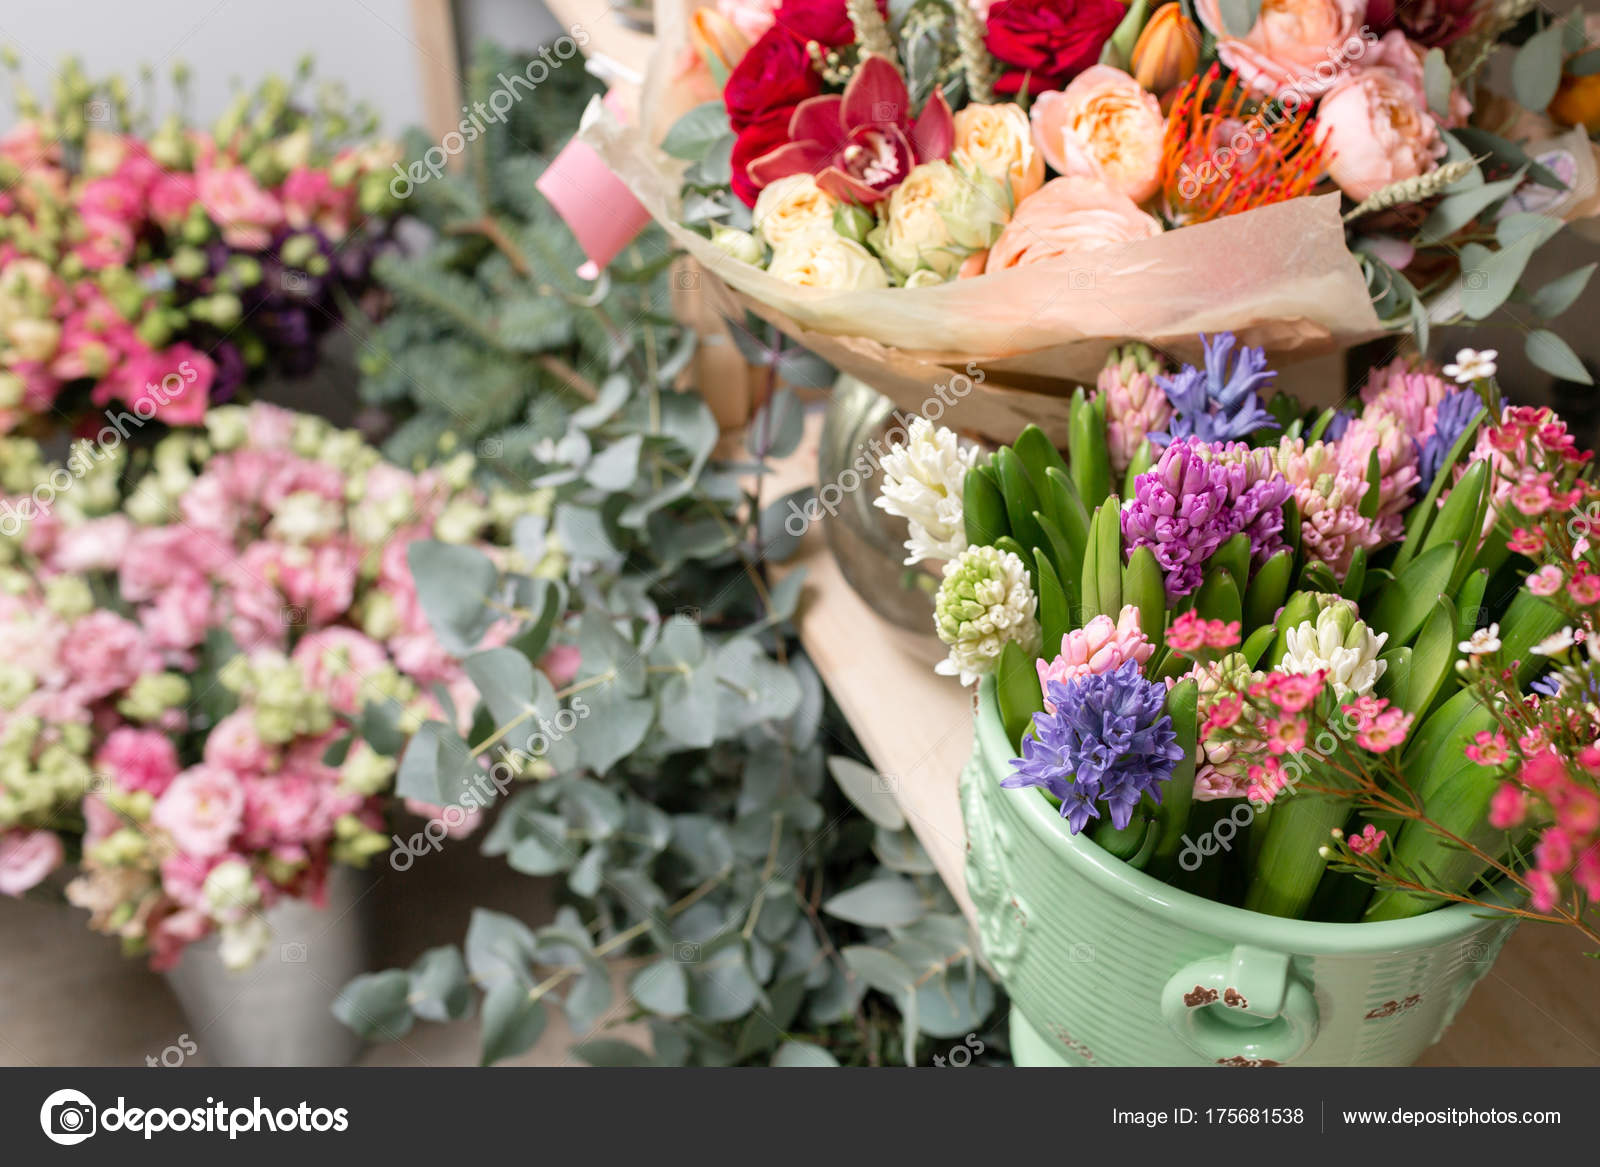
[1121,439,1294,599]
[1003,661,1184,834]
[1418,389,1484,491]
[1155,333,1280,444]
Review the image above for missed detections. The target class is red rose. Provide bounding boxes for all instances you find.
[985,0,1126,97]
[731,115,791,206]
[724,26,822,133]
[770,0,884,50]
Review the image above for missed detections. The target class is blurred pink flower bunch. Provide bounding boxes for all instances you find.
[0,403,557,968]
[0,67,402,436]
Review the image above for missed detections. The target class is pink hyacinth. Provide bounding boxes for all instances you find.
[1036,604,1154,710]
[1274,437,1385,581]
[1095,344,1171,475]
[1336,408,1420,542]
[1360,357,1453,440]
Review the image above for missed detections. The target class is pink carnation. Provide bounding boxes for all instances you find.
[1036,604,1154,709]
[196,164,284,250]
[97,727,182,797]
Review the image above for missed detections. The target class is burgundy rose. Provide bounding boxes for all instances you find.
[747,55,954,204]
[1366,0,1479,48]
[732,115,792,206]
[770,0,886,50]
[725,25,824,132]
[985,0,1127,97]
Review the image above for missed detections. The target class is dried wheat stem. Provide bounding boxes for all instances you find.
[1343,158,1480,222]
[952,0,997,106]
[847,0,900,68]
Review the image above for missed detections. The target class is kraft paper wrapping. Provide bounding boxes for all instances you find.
[598,0,1386,443]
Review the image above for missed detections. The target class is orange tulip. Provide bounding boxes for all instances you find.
[1130,3,1201,97]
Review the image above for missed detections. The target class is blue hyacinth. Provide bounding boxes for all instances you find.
[1417,389,1486,491]
[1002,660,1184,834]
[1154,332,1281,445]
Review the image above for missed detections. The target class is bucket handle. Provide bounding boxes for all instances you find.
[1160,946,1319,1065]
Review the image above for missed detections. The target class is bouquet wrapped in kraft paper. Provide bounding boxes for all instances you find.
[581,0,1600,443]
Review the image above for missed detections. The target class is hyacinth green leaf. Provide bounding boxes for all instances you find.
[1392,408,1486,573]
[1306,408,1339,443]
[1499,589,1568,686]
[1369,541,1457,648]
[1123,545,1166,653]
[1122,440,1154,499]
[1092,798,1154,862]
[1300,561,1339,595]
[1358,448,1383,521]
[1241,624,1275,668]
[1242,549,1291,634]
[1014,424,1070,497]
[1402,595,1458,719]
[1373,645,1411,705]
[993,536,1036,596]
[962,465,1009,548]
[1269,590,1319,666]
[1341,545,1367,602]
[1194,567,1242,630]
[1033,510,1081,615]
[1043,467,1091,558]
[1280,496,1301,561]
[1068,389,1113,512]
[1035,553,1071,655]
[995,641,1045,751]
[1080,496,1123,622]
[1209,533,1251,598]
[1455,569,1489,645]
[1149,679,1199,878]
[994,447,1045,561]
[1420,458,1487,591]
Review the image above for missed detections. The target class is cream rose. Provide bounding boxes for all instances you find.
[985,176,1162,271]
[1029,66,1166,204]
[952,102,1044,205]
[752,174,839,250]
[1195,0,1368,99]
[766,233,890,290]
[1315,62,1446,201]
[869,161,1006,282]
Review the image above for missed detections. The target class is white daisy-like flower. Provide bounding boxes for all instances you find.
[874,417,978,565]
[1533,627,1578,656]
[1442,348,1497,385]
[932,544,1041,686]
[1459,623,1501,656]
[1282,607,1388,697]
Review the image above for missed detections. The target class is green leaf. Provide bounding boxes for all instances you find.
[333,971,414,1041]
[573,1039,657,1066]
[1392,406,1485,572]
[825,877,927,928]
[995,639,1045,750]
[1080,496,1122,622]
[772,1041,840,1067]
[1103,0,1151,69]
[747,388,804,459]
[660,101,733,160]
[1209,532,1251,595]
[994,447,1044,563]
[1358,447,1383,520]
[1369,542,1458,648]
[1570,46,1600,75]
[1530,263,1597,319]
[963,465,1009,546]
[1067,390,1112,511]
[1459,233,1542,320]
[1513,22,1566,113]
[1148,679,1198,878]
[408,540,498,653]
[1033,510,1082,614]
[827,755,906,831]
[1035,553,1071,655]
[1400,596,1457,719]
[1014,424,1070,495]
[841,945,916,996]
[1243,549,1291,634]
[409,947,474,1022]
[1525,329,1592,383]
[1415,168,1526,245]
[1423,48,1452,119]
[1216,0,1261,37]
[1123,545,1166,652]
[1044,467,1091,557]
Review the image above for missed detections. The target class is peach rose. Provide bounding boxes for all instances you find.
[985,176,1163,271]
[1029,66,1165,203]
[1195,0,1368,99]
[952,103,1044,204]
[1316,58,1447,201]
[1360,30,1472,127]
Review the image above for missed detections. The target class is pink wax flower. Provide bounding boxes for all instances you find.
[151,766,246,858]
[1036,604,1153,709]
[98,727,183,797]
[196,163,284,250]
[0,829,64,896]
[1346,823,1386,856]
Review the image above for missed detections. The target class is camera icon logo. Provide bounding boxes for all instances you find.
[281,605,307,627]
[1067,942,1096,963]
[84,100,111,125]
[476,437,504,459]
[673,941,701,963]
[40,1088,97,1146]
[280,269,309,293]
[673,269,700,290]
[1069,268,1095,290]
[281,941,308,963]
[872,101,900,121]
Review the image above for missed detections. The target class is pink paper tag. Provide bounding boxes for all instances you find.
[535,89,651,276]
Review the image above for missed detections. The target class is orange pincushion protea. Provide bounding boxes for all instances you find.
[1159,65,1328,227]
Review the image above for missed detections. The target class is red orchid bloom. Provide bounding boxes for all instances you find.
[746,55,954,204]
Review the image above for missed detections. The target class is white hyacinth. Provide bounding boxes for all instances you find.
[1281,607,1389,697]
[1443,348,1497,385]
[933,544,1041,686]
[874,417,978,565]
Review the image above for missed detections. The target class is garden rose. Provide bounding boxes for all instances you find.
[1030,66,1166,203]
[766,233,890,289]
[769,0,873,47]
[1316,61,1447,201]
[151,766,247,858]
[732,116,793,208]
[752,174,839,249]
[98,727,183,797]
[1194,0,1369,98]
[984,0,1126,97]
[951,102,1044,203]
[870,161,1007,282]
[0,829,63,895]
[723,25,821,133]
[985,176,1162,271]
[195,164,284,251]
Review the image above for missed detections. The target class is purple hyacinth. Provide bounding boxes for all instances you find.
[1155,332,1281,444]
[1417,389,1485,491]
[1121,438,1293,599]
[1002,660,1184,834]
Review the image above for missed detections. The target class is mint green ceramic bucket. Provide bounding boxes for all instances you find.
[961,679,1518,1066]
